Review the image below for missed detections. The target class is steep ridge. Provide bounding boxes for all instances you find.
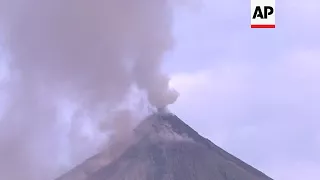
[56,112,273,180]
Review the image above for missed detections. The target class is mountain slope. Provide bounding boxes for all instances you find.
[56,112,273,180]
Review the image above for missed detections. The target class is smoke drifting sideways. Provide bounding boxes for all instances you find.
[0,0,180,180]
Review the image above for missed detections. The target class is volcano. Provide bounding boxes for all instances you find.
[55,112,273,180]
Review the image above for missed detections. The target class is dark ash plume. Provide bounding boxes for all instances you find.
[0,0,180,180]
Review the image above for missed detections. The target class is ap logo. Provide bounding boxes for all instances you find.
[251,0,275,28]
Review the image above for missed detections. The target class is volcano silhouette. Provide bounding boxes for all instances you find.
[56,112,273,180]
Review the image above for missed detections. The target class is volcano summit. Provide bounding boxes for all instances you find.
[56,112,273,180]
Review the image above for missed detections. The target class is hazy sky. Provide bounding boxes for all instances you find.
[167,0,320,179]
[0,0,319,180]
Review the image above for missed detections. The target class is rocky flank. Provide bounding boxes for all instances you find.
[55,112,273,180]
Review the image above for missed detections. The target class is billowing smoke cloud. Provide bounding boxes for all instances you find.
[0,0,180,180]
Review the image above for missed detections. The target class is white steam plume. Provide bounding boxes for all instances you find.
[0,0,180,180]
